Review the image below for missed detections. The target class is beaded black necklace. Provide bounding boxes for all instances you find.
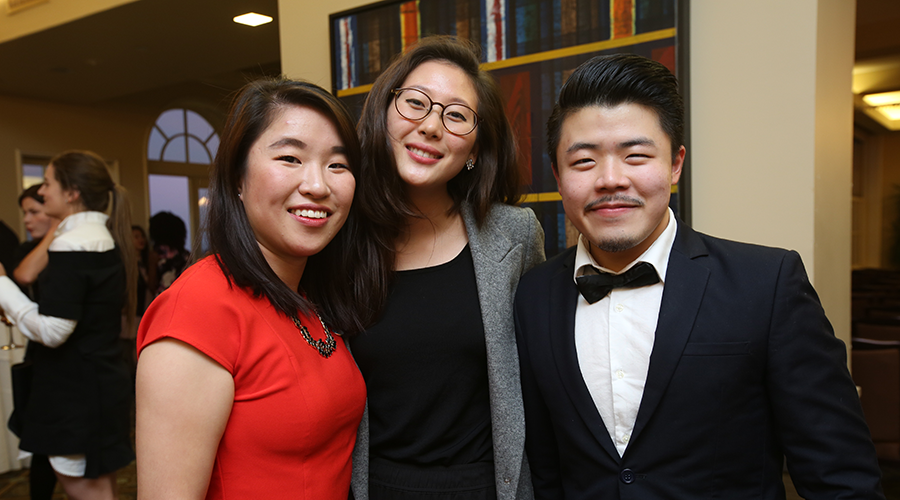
[292,311,338,358]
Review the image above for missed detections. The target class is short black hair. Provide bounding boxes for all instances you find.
[18,184,43,207]
[547,53,684,168]
[149,211,187,251]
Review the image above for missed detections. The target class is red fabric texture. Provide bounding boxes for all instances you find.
[138,256,366,499]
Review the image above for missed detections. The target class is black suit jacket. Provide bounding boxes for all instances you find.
[514,221,883,499]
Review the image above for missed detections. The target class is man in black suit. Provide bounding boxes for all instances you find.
[514,53,883,499]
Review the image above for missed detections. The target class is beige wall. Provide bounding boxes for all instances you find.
[0,94,152,238]
[0,0,137,44]
[691,0,855,345]
[278,0,371,85]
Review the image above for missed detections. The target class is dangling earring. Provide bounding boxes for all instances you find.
[465,158,475,171]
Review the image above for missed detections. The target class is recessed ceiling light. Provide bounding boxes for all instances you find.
[233,12,273,27]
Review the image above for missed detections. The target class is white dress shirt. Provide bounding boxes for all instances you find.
[573,208,677,456]
[0,211,114,348]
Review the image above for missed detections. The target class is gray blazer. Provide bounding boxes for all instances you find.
[351,202,545,500]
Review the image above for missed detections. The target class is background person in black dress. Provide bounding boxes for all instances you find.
[0,150,136,500]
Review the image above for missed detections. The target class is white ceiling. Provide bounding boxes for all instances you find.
[0,0,280,111]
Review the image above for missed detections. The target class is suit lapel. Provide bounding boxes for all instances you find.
[549,249,622,463]
[629,223,709,445]
[462,204,512,319]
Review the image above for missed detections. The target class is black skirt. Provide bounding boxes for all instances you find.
[369,457,497,500]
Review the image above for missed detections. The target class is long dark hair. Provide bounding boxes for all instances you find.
[49,150,137,331]
[206,77,365,334]
[355,35,521,326]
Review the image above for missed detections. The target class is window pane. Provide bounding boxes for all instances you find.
[187,137,210,165]
[162,135,187,162]
[148,174,192,247]
[156,109,185,136]
[187,110,214,142]
[22,164,45,188]
[148,127,166,161]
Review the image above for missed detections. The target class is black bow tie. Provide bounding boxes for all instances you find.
[575,261,660,304]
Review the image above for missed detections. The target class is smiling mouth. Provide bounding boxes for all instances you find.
[290,209,328,219]
[407,146,443,160]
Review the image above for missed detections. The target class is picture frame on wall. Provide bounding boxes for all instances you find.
[330,0,690,257]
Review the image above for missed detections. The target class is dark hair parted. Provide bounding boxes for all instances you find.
[49,150,137,331]
[18,184,44,207]
[206,77,365,335]
[149,211,187,251]
[547,53,684,168]
[354,35,521,327]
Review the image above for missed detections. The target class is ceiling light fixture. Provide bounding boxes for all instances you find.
[233,12,273,27]
[862,90,900,121]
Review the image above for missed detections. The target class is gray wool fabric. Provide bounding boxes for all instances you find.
[350,202,545,500]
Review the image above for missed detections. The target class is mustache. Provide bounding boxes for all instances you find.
[584,195,645,211]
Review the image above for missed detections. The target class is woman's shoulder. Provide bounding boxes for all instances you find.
[138,256,254,371]
[159,255,231,298]
[481,203,540,237]
[141,257,259,331]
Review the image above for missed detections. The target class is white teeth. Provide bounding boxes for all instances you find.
[291,209,327,219]
[408,146,440,159]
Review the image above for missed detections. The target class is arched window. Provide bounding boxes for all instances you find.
[146,108,218,253]
[147,108,219,164]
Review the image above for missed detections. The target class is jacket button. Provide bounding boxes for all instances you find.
[503,478,511,484]
[620,468,635,484]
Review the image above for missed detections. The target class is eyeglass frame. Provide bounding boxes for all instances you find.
[391,87,480,136]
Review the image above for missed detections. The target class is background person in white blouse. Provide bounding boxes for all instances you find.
[0,150,136,500]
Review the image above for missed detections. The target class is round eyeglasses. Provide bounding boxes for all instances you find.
[392,88,479,136]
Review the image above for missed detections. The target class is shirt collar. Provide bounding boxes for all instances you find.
[574,208,677,283]
[55,211,109,236]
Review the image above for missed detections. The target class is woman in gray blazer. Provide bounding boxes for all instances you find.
[349,36,544,500]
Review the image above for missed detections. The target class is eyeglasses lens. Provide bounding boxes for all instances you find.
[394,88,476,135]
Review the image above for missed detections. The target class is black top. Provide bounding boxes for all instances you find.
[21,249,134,478]
[11,240,40,300]
[351,245,493,466]
[0,220,18,275]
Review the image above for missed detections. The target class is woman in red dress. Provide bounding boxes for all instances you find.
[135,79,367,500]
